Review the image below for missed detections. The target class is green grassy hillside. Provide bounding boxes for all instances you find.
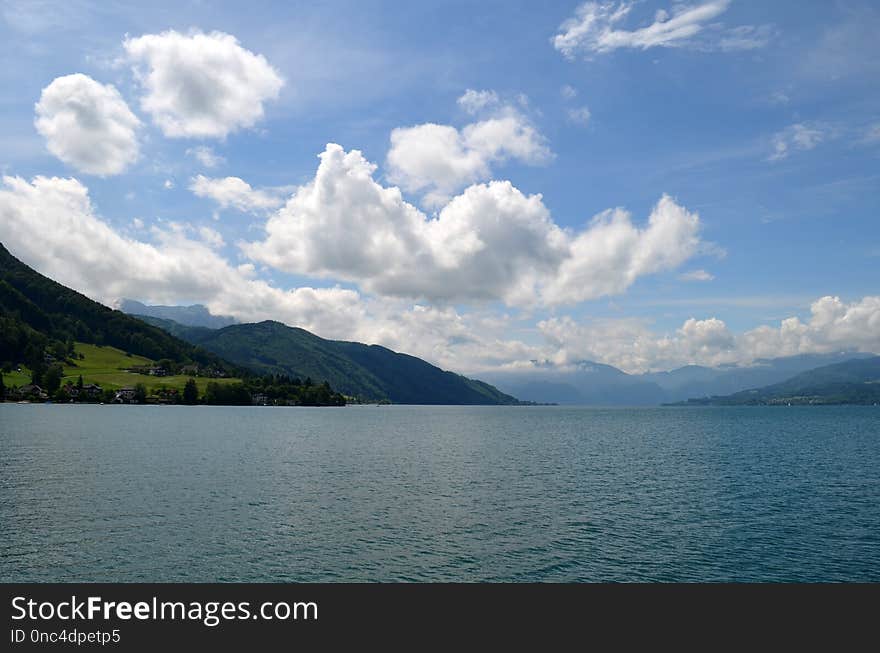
[4,342,242,394]
[62,343,242,393]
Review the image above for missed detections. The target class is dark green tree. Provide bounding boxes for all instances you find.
[0,373,5,400]
[182,378,199,405]
[204,382,252,405]
[43,363,63,395]
[49,340,68,361]
[133,383,147,403]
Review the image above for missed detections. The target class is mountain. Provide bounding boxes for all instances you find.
[642,352,873,402]
[140,317,521,405]
[128,314,216,342]
[0,242,235,373]
[481,361,667,406]
[119,299,237,329]
[643,352,876,402]
[482,352,877,406]
[674,357,880,405]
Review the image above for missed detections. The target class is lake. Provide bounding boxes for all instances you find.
[1,404,878,582]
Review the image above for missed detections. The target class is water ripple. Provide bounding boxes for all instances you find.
[1,404,878,582]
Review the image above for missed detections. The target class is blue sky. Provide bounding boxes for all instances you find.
[1,0,878,374]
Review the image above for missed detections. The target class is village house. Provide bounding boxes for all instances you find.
[82,383,103,399]
[60,382,103,400]
[15,384,48,401]
[62,382,80,399]
[154,388,179,404]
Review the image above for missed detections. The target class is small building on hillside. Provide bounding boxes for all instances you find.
[62,383,80,399]
[82,384,103,399]
[16,384,48,401]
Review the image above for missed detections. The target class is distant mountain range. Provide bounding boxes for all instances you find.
[134,315,521,405]
[480,361,668,406]
[119,299,237,329]
[673,356,880,405]
[480,352,877,406]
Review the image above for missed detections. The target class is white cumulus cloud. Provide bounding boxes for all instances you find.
[457,88,499,114]
[541,196,705,305]
[245,143,707,307]
[34,73,140,176]
[190,175,285,213]
[537,296,880,373]
[386,100,552,208]
[123,29,284,139]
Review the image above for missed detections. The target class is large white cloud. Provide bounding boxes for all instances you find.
[244,143,706,307]
[386,95,551,208]
[190,175,285,213]
[123,29,284,139]
[543,197,705,305]
[34,73,140,176]
[553,1,771,58]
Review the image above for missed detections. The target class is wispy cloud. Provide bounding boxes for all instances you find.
[862,123,880,145]
[456,89,499,115]
[567,106,592,126]
[187,146,226,169]
[679,269,714,282]
[769,123,826,161]
[552,0,773,59]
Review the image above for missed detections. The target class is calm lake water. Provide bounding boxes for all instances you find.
[1,404,878,582]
